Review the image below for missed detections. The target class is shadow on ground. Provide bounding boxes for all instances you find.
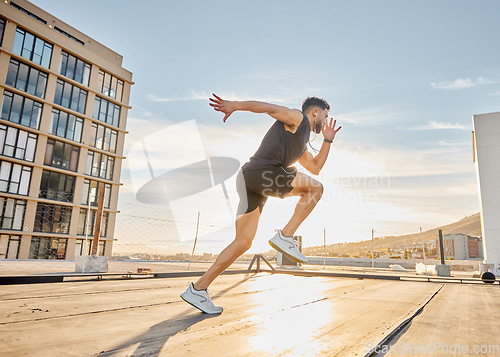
[98,273,256,357]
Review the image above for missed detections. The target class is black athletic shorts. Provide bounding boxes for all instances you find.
[236,165,297,215]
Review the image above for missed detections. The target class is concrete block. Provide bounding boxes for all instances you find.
[75,255,108,273]
[436,264,451,277]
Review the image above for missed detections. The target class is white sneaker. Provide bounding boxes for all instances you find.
[180,283,223,314]
[269,230,308,263]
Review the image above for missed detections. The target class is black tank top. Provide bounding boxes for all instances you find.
[242,112,311,171]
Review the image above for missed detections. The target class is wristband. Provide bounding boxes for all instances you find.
[324,139,333,143]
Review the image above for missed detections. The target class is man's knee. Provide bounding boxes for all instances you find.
[315,182,324,195]
[310,181,323,197]
[235,233,254,252]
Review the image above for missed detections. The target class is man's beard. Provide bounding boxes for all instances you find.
[315,121,323,134]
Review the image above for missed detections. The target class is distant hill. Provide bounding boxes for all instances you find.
[302,213,481,256]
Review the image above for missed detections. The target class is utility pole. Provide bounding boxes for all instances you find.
[188,211,200,270]
[420,227,426,263]
[91,184,105,256]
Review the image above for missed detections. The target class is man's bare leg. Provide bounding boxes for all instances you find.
[281,172,323,237]
[193,207,261,290]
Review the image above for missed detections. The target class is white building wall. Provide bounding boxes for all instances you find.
[473,111,500,274]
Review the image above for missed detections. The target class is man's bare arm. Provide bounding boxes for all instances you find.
[299,118,341,175]
[209,93,302,128]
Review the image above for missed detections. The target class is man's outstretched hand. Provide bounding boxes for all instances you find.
[209,93,235,122]
[322,118,341,141]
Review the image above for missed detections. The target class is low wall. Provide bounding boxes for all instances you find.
[305,256,481,271]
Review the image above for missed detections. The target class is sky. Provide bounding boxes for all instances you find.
[30,0,500,255]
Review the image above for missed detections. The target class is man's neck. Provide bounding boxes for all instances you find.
[305,113,315,132]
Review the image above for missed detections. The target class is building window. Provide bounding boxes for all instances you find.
[93,96,120,127]
[44,138,80,172]
[60,51,91,86]
[54,79,87,114]
[0,124,37,162]
[0,160,31,195]
[0,197,26,230]
[6,58,48,98]
[74,238,105,257]
[54,27,84,46]
[12,27,53,69]
[29,237,67,259]
[0,234,21,259]
[89,123,117,153]
[34,203,72,234]
[49,109,83,142]
[10,2,47,24]
[86,151,114,180]
[39,170,75,203]
[1,90,43,129]
[77,208,109,237]
[97,70,124,101]
[82,179,111,208]
[0,18,5,47]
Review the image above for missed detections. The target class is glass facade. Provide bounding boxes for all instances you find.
[82,179,111,208]
[74,238,106,257]
[34,202,72,234]
[12,27,53,68]
[39,170,76,203]
[77,208,108,237]
[89,123,118,153]
[44,138,80,172]
[0,160,31,196]
[0,124,37,162]
[0,8,131,261]
[54,79,88,114]
[97,70,124,101]
[86,150,114,180]
[29,237,67,259]
[60,50,91,86]
[6,58,48,98]
[0,197,26,230]
[49,109,83,142]
[93,96,120,127]
[0,17,5,47]
[0,234,21,259]
[1,90,43,129]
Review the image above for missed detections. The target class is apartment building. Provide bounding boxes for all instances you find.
[0,0,132,259]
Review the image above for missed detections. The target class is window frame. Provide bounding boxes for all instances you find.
[1,90,43,129]
[0,197,26,231]
[6,58,48,99]
[49,108,83,143]
[44,138,80,172]
[0,160,32,196]
[0,124,38,162]
[59,50,91,86]
[54,79,88,114]
[39,169,76,203]
[12,27,53,69]
[33,202,72,234]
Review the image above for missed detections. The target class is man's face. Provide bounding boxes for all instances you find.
[314,108,329,134]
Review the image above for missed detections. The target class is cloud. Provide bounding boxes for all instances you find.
[436,140,470,147]
[147,90,208,102]
[407,120,467,130]
[147,90,290,104]
[335,107,403,126]
[431,76,495,90]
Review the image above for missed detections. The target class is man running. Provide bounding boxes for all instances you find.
[181,94,341,314]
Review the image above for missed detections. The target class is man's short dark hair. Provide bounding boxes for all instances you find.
[302,97,330,113]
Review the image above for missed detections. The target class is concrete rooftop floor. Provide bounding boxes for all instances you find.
[1,271,499,357]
